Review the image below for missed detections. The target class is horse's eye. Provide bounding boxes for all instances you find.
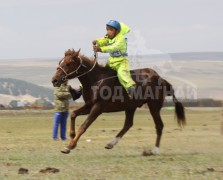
[66,63,70,67]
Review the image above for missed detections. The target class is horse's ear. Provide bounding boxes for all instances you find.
[72,48,81,58]
[75,48,81,57]
[71,48,81,60]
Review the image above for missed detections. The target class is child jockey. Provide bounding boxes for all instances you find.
[93,20,136,99]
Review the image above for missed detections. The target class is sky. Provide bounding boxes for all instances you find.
[0,0,223,59]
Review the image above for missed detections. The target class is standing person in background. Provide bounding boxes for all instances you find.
[53,80,82,140]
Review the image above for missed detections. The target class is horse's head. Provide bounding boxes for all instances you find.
[52,48,82,87]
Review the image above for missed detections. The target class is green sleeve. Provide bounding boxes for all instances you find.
[97,37,109,47]
[100,35,125,53]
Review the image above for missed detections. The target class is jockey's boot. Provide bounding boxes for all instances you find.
[69,86,82,101]
[127,86,136,99]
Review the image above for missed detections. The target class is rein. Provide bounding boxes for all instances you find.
[58,52,98,81]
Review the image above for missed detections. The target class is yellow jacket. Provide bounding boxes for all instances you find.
[97,22,130,66]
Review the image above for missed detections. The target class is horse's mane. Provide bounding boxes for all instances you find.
[81,55,108,70]
[64,49,112,72]
[64,49,75,56]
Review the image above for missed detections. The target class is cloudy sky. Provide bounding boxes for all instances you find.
[0,0,222,59]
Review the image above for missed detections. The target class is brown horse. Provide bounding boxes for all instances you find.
[52,49,185,154]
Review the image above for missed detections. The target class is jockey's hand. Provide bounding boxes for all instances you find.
[93,46,101,52]
[92,40,97,45]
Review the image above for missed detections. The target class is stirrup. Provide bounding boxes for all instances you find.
[127,86,136,99]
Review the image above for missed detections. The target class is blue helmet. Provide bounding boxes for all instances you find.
[106,20,121,31]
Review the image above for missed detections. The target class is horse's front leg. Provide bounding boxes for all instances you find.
[70,104,91,139]
[61,102,104,154]
[69,112,76,139]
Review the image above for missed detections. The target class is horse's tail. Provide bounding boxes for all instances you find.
[173,93,186,127]
[164,80,186,127]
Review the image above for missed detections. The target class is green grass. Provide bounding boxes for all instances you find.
[0,108,223,180]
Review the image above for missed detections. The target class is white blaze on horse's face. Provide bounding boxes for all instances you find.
[52,54,74,86]
[52,49,84,87]
[60,58,65,64]
[58,54,78,78]
[56,59,68,79]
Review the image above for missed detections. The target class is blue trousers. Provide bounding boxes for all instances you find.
[53,111,69,140]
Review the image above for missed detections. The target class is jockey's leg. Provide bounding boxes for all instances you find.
[116,59,136,91]
[116,60,136,98]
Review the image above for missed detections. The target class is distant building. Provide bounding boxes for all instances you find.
[33,98,54,109]
[0,104,5,110]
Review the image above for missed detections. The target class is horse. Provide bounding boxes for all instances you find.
[51,49,186,154]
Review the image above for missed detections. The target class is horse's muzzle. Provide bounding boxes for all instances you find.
[52,77,64,87]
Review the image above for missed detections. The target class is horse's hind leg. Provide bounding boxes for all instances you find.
[147,100,164,154]
[105,109,136,149]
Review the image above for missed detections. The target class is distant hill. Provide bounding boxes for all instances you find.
[0,52,222,100]
[169,52,223,61]
[138,52,223,61]
[0,78,54,105]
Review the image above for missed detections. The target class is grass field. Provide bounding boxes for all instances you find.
[0,108,223,180]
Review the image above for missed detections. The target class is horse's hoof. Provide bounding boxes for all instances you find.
[142,147,160,156]
[61,147,70,154]
[105,144,113,149]
[151,147,160,155]
[142,150,154,156]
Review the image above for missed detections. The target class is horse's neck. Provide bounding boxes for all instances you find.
[78,56,116,88]
[78,68,101,87]
[78,64,115,89]
[78,75,91,89]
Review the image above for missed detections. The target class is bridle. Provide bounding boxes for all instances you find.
[57,52,98,81]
